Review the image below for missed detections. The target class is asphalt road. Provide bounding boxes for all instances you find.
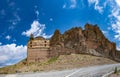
[1,63,120,77]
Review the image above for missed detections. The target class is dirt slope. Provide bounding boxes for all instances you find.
[0,54,118,74]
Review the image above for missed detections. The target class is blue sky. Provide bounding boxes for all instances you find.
[0,0,120,67]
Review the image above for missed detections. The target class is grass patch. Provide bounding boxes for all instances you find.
[47,56,59,64]
[114,67,120,74]
[115,69,120,74]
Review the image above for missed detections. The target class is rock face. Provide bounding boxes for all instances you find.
[50,23,120,61]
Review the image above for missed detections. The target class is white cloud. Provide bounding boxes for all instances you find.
[88,0,104,14]
[115,0,120,7]
[95,6,103,14]
[0,42,2,45]
[13,12,21,23]
[13,39,16,42]
[35,10,39,18]
[0,44,27,67]
[107,27,111,30]
[105,0,120,50]
[70,0,77,9]
[22,20,45,37]
[102,30,108,34]
[7,1,21,26]
[109,1,120,41]
[5,35,11,40]
[9,12,21,25]
[22,20,52,38]
[116,42,120,50]
[102,30,109,37]
[50,18,53,21]
[117,47,120,50]
[14,14,20,21]
[63,4,66,8]
[34,5,39,19]
[62,0,77,9]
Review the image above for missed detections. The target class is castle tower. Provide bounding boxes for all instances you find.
[27,35,50,63]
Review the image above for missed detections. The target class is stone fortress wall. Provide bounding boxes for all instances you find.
[27,34,50,63]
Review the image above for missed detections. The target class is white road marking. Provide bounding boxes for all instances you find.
[101,71,114,77]
[65,69,81,77]
[5,74,17,77]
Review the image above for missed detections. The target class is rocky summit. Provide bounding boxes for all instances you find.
[50,23,120,61]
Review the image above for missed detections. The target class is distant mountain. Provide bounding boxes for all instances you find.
[50,23,120,61]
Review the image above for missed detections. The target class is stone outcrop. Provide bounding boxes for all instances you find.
[50,23,120,61]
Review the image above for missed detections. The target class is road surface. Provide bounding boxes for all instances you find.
[0,63,120,77]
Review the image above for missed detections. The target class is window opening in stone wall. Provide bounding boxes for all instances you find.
[45,41,46,43]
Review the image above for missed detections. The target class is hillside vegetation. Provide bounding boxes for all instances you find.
[0,54,117,74]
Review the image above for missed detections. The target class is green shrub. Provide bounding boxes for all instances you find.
[33,69,39,72]
[48,56,59,63]
[114,67,117,73]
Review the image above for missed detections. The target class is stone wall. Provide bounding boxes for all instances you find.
[27,36,50,63]
[27,48,49,63]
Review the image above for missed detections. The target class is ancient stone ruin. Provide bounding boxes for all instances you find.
[27,23,120,63]
[27,34,50,63]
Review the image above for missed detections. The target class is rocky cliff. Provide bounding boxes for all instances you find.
[50,23,120,61]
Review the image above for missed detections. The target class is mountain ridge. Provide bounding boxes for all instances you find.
[50,23,120,61]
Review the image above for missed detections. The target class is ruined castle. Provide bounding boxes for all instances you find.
[27,34,50,63]
[27,24,120,63]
